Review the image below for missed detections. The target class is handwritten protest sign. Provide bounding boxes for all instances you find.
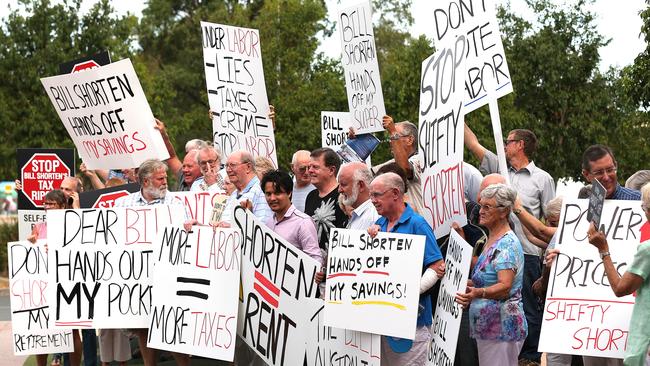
[431,0,513,112]
[147,225,241,361]
[427,231,472,366]
[321,111,352,148]
[9,240,74,355]
[40,59,169,170]
[201,21,277,166]
[324,228,425,339]
[46,205,185,328]
[338,1,386,134]
[418,36,468,238]
[539,199,645,358]
[304,298,381,366]
[234,206,320,366]
[169,191,229,226]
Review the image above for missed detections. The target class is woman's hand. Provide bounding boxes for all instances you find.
[545,248,560,269]
[587,222,608,252]
[367,224,380,238]
[456,286,480,309]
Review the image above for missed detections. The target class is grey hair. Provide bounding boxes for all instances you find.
[396,121,417,139]
[185,139,208,153]
[545,196,563,219]
[291,150,311,165]
[138,159,168,182]
[255,156,275,175]
[642,183,650,208]
[195,146,221,165]
[373,172,405,194]
[239,151,256,173]
[480,183,517,210]
[625,170,650,191]
[339,162,373,187]
[63,176,83,193]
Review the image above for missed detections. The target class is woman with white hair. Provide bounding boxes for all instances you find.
[587,182,650,366]
[456,183,527,365]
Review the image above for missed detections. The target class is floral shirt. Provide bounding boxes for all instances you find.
[469,231,528,342]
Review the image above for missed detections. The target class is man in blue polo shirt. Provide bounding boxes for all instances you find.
[367,172,445,365]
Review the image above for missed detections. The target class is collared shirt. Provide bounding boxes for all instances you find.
[611,184,641,200]
[114,190,189,219]
[480,150,556,256]
[190,169,227,192]
[220,176,271,224]
[347,199,379,230]
[375,204,443,327]
[265,205,322,264]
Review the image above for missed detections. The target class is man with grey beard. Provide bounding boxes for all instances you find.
[338,162,378,230]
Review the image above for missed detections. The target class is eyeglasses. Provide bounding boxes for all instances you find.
[590,166,617,178]
[226,162,246,170]
[199,159,218,167]
[369,189,393,199]
[479,204,505,211]
[297,166,308,173]
[504,139,521,145]
[43,201,59,208]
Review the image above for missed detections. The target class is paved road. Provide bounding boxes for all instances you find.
[1,289,10,321]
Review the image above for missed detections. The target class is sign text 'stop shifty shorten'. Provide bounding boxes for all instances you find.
[201,21,277,167]
[40,59,170,170]
[432,0,513,112]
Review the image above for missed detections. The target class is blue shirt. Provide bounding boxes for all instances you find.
[375,204,443,326]
[611,184,641,200]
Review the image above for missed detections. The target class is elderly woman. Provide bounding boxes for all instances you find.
[586,182,650,366]
[456,183,527,365]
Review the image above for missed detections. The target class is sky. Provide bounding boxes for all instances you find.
[1,0,646,71]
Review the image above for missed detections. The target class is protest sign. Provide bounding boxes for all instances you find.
[587,179,606,230]
[538,199,645,358]
[324,228,425,339]
[17,148,75,210]
[427,230,472,366]
[17,211,46,241]
[431,0,513,112]
[59,50,111,74]
[418,36,468,238]
[79,183,140,209]
[201,21,277,166]
[147,225,241,361]
[168,191,229,226]
[304,298,381,366]
[234,206,320,366]
[321,111,352,148]
[338,1,386,134]
[40,58,169,170]
[9,240,74,355]
[46,205,185,328]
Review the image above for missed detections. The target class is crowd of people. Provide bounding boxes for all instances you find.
[17,110,650,366]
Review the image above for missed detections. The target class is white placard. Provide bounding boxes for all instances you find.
[9,240,74,355]
[168,191,229,226]
[233,206,320,366]
[17,209,46,241]
[431,0,513,112]
[539,199,644,358]
[321,111,352,148]
[323,228,425,339]
[40,59,169,170]
[304,298,381,366]
[418,37,468,238]
[201,21,277,166]
[427,230,472,366]
[147,226,241,361]
[338,1,386,134]
[46,205,185,329]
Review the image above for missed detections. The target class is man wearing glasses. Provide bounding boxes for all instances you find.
[582,144,640,200]
[190,145,226,192]
[290,150,315,212]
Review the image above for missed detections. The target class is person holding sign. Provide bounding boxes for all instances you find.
[582,144,641,200]
[366,172,444,365]
[586,182,650,366]
[455,184,527,366]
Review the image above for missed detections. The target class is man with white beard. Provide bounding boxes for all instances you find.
[337,162,378,230]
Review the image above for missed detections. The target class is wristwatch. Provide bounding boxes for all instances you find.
[599,251,610,259]
[513,208,522,215]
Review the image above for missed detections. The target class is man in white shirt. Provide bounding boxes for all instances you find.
[338,162,378,230]
[290,149,315,212]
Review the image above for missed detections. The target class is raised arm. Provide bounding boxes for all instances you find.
[464,122,486,162]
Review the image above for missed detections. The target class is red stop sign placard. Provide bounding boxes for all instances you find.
[21,153,71,208]
[71,60,100,73]
[92,190,130,208]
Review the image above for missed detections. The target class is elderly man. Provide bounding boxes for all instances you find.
[582,144,640,200]
[291,150,316,212]
[190,145,226,192]
[217,150,271,225]
[176,149,202,191]
[114,159,190,366]
[367,172,444,364]
[338,162,378,230]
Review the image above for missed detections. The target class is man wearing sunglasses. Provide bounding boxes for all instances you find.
[290,149,315,212]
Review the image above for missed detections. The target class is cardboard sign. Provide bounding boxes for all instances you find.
[79,183,140,209]
[8,240,74,355]
[418,37,468,238]
[427,231,472,366]
[324,228,425,339]
[40,58,170,170]
[587,179,606,230]
[234,206,320,366]
[46,205,185,328]
[147,226,241,361]
[539,199,645,358]
[338,1,386,134]
[431,0,513,112]
[321,111,352,148]
[201,21,277,166]
[168,191,229,226]
[17,148,76,210]
[304,298,381,366]
[17,210,47,241]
